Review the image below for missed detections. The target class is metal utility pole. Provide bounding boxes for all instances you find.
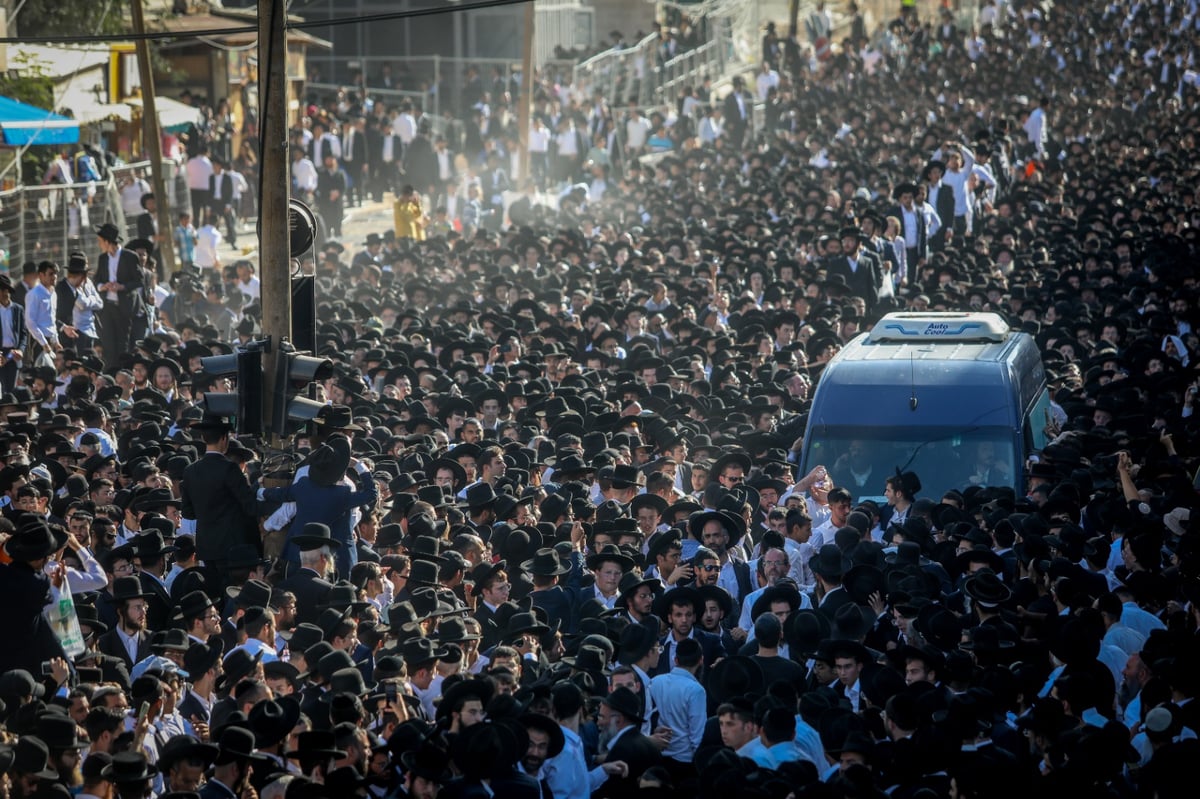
[129,0,175,273]
[518,0,535,183]
[259,0,291,435]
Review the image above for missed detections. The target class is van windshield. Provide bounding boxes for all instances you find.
[804,427,1018,502]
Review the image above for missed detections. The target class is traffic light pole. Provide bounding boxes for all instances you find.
[259,0,292,440]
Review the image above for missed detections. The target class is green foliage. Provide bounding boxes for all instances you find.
[0,53,55,110]
[15,2,126,40]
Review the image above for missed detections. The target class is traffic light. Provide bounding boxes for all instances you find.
[272,342,333,436]
[198,348,264,435]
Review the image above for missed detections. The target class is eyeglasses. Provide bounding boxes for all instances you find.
[699,564,720,572]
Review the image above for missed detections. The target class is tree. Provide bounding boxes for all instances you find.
[10,1,126,40]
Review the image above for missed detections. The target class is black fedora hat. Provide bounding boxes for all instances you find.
[809,544,851,579]
[315,607,352,640]
[290,522,344,551]
[4,515,58,562]
[705,655,764,706]
[285,731,347,761]
[652,584,703,621]
[615,617,661,664]
[686,509,745,548]
[218,648,264,692]
[172,590,214,622]
[407,535,447,564]
[156,734,218,774]
[248,697,302,748]
[36,713,89,750]
[502,610,551,640]
[183,641,223,678]
[320,667,372,701]
[227,578,275,609]
[401,636,450,666]
[319,584,371,613]
[608,463,644,489]
[600,686,645,724]
[434,616,481,644]
[562,644,612,675]
[522,547,570,577]
[585,544,635,572]
[831,603,875,640]
[696,584,733,617]
[111,575,154,603]
[75,602,108,635]
[784,609,831,656]
[884,541,929,567]
[615,572,662,608]
[435,678,494,721]
[520,713,565,758]
[963,571,1013,607]
[399,743,451,783]
[214,726,262,765]
[914,604,964,652]
[94,222,123,243]
[842,564,886,605]
[101,751,153,783]
[463,482,499,509]
[308,439,352,487]
[151,628,192,655]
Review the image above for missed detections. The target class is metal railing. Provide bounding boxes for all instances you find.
[572,16,735,109]
[308,55,580,121]
[0,177,126,276]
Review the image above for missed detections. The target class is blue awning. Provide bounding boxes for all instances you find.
[0,96,80,146]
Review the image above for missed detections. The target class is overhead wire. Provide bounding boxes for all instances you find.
[0,0,533,45]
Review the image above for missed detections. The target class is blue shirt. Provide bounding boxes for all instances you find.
[793,716,825,766]
[1121,602,1166,639]
[647,667,706,762]
[25,282,57,347]
[544,725,608,799]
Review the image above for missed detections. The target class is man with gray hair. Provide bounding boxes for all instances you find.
[276,523,339,626]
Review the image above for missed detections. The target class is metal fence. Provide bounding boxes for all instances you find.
[0,179,125,278]
[307,55,580,121]
[572,16,735,109]
[0,159,193,277]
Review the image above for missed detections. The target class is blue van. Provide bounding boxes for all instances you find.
[799,312,1050,502]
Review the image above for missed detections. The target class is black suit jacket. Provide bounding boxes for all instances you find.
[0,562,67,675]
[1,299,30,351]
[96,248,144,315]
[209,173,235,206]
[136,211,156,241]
[828,251,882,308]
[403,135,438,191]
[315,168,346,203]
[97,627,153,672]
[139,571,173,632]
[54,279,77,328]
[816,585,854,621]
[276,568,334,627]
[597,728,661,799]
[177,690,210,724]
[927,182,956,245]
[181,452,262,566]
[654,628,725,677]
[342,129,368,167]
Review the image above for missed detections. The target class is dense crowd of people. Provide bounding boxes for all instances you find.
[2,1,1200,799]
